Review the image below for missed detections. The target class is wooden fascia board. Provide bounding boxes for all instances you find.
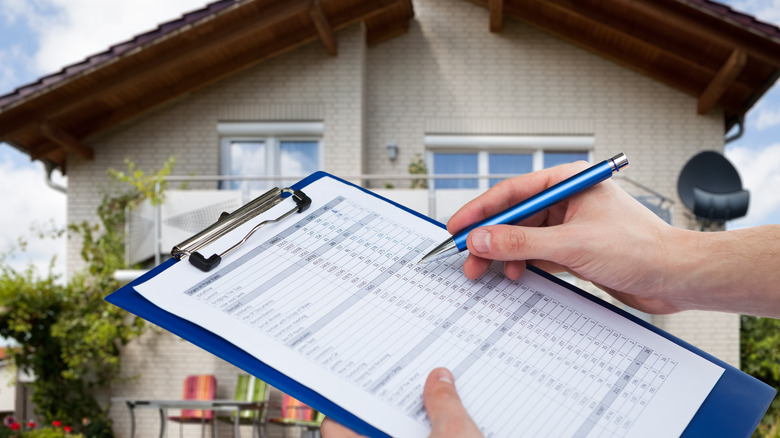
[0,0,312,140]
[489,0,504,33]
[39,122,94,160]
[310,0,338,56]
[698,49,747,115]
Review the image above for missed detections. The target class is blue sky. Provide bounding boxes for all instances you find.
[0,0,779,279]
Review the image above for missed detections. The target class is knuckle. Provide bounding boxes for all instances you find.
[501,228,526,253]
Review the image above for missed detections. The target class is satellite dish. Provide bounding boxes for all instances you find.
[677,150,749,224]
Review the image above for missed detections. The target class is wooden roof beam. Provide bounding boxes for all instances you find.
[39,122,94,160]
[310,0,337,56]
[367,17,411,46]
[698,49,747,115]
[364,0,414,46]
[489,0,503,33]
[329,0,408,27]
[29,142,59,162]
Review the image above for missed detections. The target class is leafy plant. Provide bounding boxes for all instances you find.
[0,417,83,438]
[408,154,428,189]
[741,315,780,434]
[0,158,175,434]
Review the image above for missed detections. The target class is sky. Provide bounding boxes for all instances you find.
[0,0,779,280]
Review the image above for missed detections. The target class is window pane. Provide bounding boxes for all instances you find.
[433,153,478,189]
[280,141,319,185]
[224,141,266,190]
[543,151,589,169]
[489,153,533,187]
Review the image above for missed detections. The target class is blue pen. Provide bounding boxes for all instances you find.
[418,153,629,264]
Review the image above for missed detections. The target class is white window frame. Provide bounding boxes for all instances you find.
[218,122,324,189]
[425,135,594,190]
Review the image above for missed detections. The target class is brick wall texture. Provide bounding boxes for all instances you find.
[64,1,739,436]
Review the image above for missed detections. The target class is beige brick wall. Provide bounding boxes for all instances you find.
[364,0,739,365]
[64,1,741,436]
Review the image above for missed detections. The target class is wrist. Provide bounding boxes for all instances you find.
[668,226,780,317]
[663,228,717,312]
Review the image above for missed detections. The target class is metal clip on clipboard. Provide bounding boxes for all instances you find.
[171,187,311,272]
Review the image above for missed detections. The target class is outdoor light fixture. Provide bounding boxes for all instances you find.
[386,143,398,161]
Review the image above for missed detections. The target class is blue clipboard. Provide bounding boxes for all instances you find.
[107,171,774,438]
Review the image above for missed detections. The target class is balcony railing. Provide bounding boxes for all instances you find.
[126,174,672,266]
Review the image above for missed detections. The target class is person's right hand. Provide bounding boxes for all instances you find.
[447,161,689,315]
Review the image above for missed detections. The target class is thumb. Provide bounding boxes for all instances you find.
[467,225,569,263]
[424,368,483,438]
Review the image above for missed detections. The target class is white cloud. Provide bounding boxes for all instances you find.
[0,0,210,277]
[725,143,780,228]
[744,85,780,131]
[8,0,213,75]
[727,0,780,26]
[754,105,780,131]
[0,47,23,94]
[0,158,66,278]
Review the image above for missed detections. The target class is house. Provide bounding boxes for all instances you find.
[0,348,34,429]
[1,0,779,436]
[0,348,14,419]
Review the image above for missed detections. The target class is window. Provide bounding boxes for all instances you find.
[432,153,479,189]
[488,153,534,187]
[219,122,322,191]
[425,135,592,190]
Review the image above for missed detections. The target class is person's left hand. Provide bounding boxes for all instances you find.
[320,368,483,438]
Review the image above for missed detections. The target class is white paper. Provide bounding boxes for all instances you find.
[136,176,724,438]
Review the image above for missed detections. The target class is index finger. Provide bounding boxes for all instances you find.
[446,161,590,234]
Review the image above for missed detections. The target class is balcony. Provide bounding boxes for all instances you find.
[124,174,673,267]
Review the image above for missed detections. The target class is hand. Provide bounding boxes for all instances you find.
[447,161,687,315]
[320,368,483,438]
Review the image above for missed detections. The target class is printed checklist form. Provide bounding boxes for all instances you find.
[129,175,726,438]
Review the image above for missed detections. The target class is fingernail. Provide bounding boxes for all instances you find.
[471,229,491,253]
[435,368,455,385]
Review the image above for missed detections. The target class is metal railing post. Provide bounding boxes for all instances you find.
[154,181,161,265]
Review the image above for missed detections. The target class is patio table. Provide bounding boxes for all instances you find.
[111,398,265,438]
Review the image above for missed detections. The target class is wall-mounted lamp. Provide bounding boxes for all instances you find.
[386,143,399,161]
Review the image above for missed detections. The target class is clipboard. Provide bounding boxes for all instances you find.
[107,171,774,438]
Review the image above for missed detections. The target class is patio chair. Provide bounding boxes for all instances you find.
[168,374,217,438]
[268,394,325,438]
[218,374,271,438]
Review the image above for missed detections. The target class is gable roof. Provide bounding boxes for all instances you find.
[0,0,414,173]
[0,0,778,173]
